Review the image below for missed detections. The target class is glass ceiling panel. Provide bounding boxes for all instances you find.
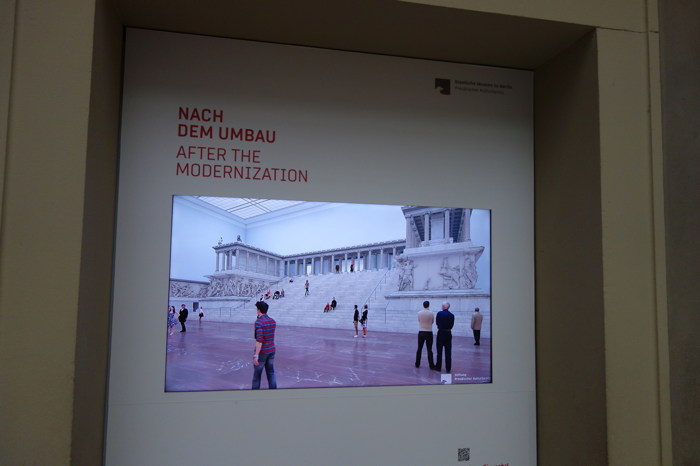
[195,196,304,219]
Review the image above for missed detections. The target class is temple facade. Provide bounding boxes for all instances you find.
[169,205,490,336]
[212,239,406,278]
[397,206,484,292]
[383,207,490,334]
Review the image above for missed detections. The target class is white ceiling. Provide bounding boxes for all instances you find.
[194,196,305,219]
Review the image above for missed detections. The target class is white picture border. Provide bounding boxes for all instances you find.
[106,28,535,465]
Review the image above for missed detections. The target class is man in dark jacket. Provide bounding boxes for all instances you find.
[434,302,454,373]
[178,304,189,332]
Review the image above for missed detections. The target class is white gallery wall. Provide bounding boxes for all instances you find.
[169,197,245,280]
[245,202,406,254]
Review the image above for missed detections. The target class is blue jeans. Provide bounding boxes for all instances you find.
[252,351,277,389]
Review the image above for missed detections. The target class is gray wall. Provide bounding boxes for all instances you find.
[659,0,700,464]
[535,32,609,465]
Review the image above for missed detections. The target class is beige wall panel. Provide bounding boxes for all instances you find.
[402,0,646,33]
[646,28,672,466]
[647,0,659,32]
[0,0,679,464]
[114,0,592,70]
[658,0,700,463]
[0,0,96,464]
[534,32,609,466]
[0,0,16,225]
[596,28,662,465]
[70,0,122,463]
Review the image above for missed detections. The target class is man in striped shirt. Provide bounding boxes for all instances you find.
[252,301,277,389]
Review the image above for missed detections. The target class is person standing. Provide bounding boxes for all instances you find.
[304,279,310,296]
[330,297,337,311]
[353,305,360,337]
[167,306,177,336]
[178,304,188,333]
[471,307,483,345]
[360,304,369,337]
[252,301,277,390]
[415,301,435,369]
[434,302,454,373]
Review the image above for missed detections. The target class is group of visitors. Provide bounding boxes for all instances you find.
[261,289,285,301]
[166,299,280,390]
[414,301,483,373]
[323,297,337,313]
[333,259,357,273]
[251,299,483,389]
[352,304,369,338]
[167,304,191,335]
[165,289,485,391]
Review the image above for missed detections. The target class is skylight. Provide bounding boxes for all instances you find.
[195,197,305,219]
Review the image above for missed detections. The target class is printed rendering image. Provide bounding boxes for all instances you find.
[166,196,492,391]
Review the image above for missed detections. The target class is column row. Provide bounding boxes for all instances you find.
[215,248,282,276]
[284,247,403,276]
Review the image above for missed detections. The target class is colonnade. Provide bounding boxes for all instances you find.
[214,241,406,278]
[403,207,471,247]
[284,244,403,276]
[284,241,405,276]
[214,245,283,276]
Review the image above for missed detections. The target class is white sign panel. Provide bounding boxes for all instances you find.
[107,28,535,465]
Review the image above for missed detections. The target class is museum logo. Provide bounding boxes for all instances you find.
[435,78,451,95]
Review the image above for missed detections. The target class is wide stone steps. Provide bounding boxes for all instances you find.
[200,269,404,332]
[195,268,490,338]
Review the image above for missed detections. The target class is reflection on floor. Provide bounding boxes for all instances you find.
[166,320,491,391]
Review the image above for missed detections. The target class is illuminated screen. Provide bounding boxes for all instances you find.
[166,195,491,391]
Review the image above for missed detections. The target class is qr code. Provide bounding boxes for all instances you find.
[458,448,470,462]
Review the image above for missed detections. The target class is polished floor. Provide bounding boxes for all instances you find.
[165,320,491,391]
